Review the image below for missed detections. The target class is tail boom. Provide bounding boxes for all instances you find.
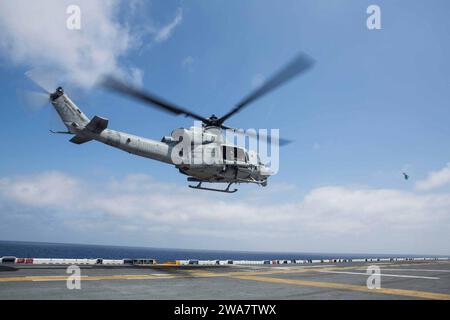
[50,91,174,164]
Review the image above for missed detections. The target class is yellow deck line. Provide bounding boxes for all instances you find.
[233,275,450,300]
[0,274,176,282]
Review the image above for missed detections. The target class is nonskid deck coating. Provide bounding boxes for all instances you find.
[0,261,449,300]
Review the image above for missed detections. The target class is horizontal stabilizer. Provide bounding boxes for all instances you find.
[70,135,92,145]
[85,116,108,134]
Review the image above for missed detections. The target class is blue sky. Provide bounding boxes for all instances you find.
[0,0,449,254]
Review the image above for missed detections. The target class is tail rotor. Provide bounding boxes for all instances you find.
[20,69,67,131]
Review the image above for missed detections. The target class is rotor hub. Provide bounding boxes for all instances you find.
[50,87,64,101]
[207,114,220,126]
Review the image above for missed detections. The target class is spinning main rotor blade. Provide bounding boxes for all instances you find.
[102,76,209,123]
[221,125,293,146]
[218,52,315,124]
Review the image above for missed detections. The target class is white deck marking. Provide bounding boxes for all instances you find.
[319,270,440,280]
[273,264,336,270]
[376,268,450,273]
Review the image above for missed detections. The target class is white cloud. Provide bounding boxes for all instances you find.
[416,163,450,191]
[0,171,449,254]
[0,171,79,208]
[0,1,182,89]
[155,8,183,43]
[0,0,142,88]
[129,67,144,87]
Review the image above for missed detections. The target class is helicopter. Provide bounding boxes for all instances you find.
[27,52,315,193]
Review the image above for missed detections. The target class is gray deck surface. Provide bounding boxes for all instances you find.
[1,261,449,300]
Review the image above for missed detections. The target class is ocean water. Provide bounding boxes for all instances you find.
[0,241,434,262]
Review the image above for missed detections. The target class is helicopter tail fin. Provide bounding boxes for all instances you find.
[69,116,109,145]
[85,116,109,134]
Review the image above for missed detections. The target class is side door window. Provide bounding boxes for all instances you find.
[222,146,235,162]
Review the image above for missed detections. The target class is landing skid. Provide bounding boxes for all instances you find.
[189,181,238,193]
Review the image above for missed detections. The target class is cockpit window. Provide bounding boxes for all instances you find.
[236,148,246,162]
[223,146,246,162]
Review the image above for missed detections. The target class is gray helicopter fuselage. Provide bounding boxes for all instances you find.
[51,92,271,186]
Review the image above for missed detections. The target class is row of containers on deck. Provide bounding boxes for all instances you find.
[175,257,449,266]
[0,257,156,265]
[1,256,449,266]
